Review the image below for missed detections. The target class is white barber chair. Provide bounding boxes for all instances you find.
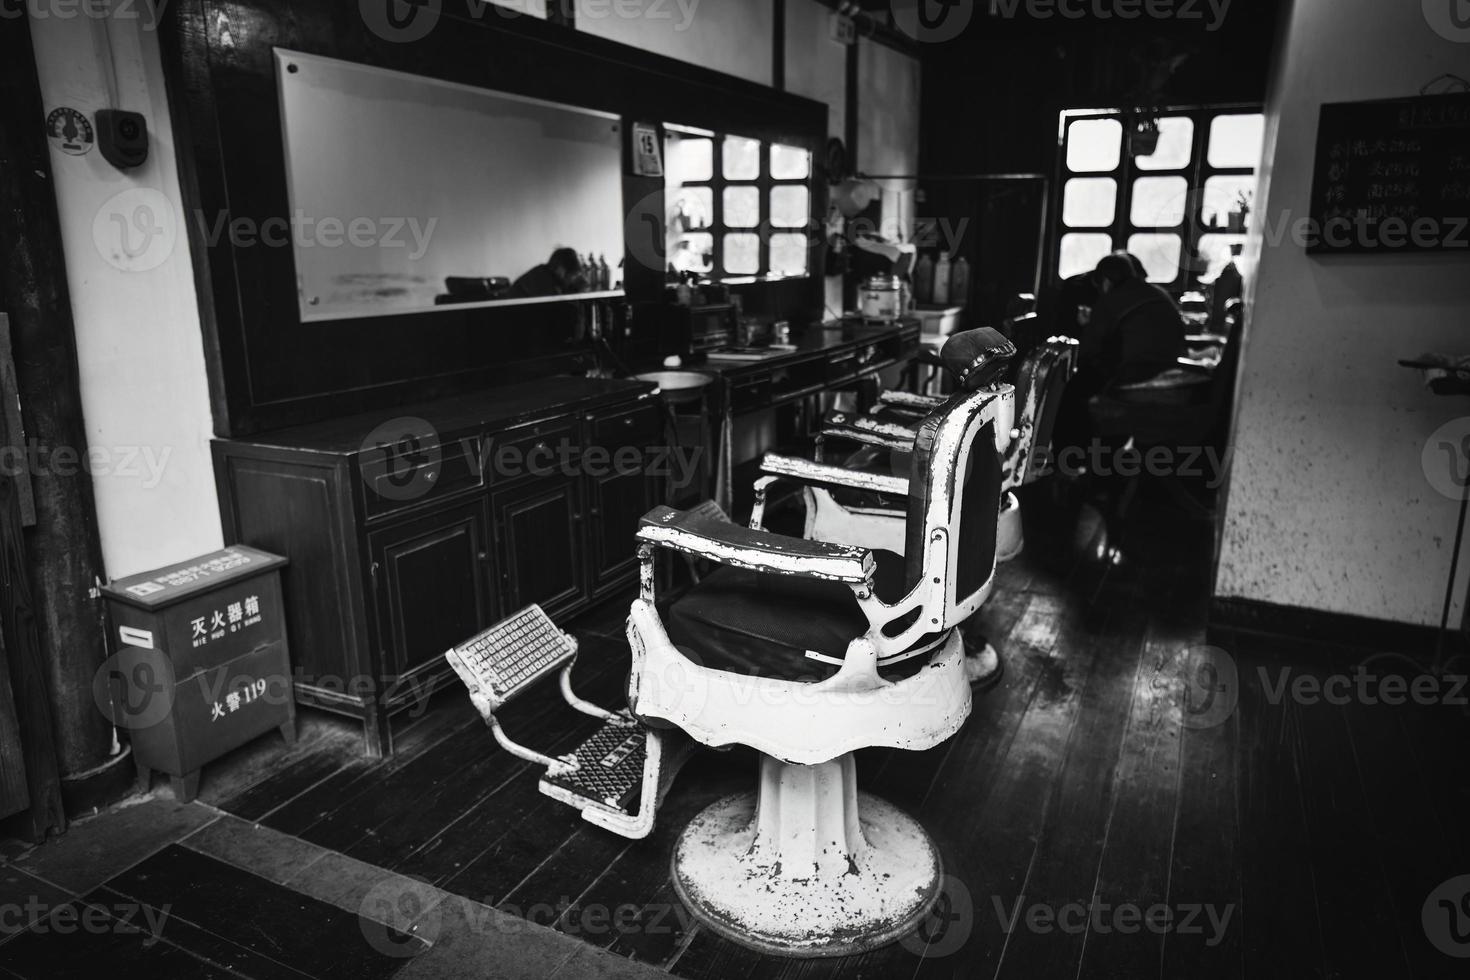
[625,376,1013,956]
[812,333,1080,563]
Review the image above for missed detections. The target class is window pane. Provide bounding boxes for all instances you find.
[666,134,713,183]
[1130,176,1189,227]
[724,187,760,228]
[1208,113,1265,169]
[1066,118,1122,173]
[1201,175,1257,232]
[1196,234,1246,284]
[1062,177,1117,227]
[1058,233,1113,279]
[1133,116,1194,171]
[770,186,809,228]
[770,233,809,277]
[1126,233,1183,283]
[670,232,713,275]
[669,187,713,231]
[723,233,759,275]
[770,144,811,180]
[723,135,760,180]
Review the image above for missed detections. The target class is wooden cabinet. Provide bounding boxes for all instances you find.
[491,478,586,618]
[212,378,658,756]
[369,499,495,680]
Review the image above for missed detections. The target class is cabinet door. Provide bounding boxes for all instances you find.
[589,467,657,596]
[492,479,587,618]
[370,500,494,679]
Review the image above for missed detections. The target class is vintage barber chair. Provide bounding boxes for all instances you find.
[624,372,1013,956]
[811,331,1080,563]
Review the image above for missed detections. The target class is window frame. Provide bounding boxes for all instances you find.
[665,126,813,282]
[1053,104,1263,291]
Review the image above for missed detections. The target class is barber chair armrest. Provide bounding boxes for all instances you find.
[1112,367,1212,400]
[760,453,911,499]
[638,505,876,585]
[878,390,946,412]
[820,410,919,454]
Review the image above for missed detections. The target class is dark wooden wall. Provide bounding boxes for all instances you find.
[158,0,829,438]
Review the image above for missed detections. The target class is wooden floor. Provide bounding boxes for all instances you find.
[196,484,1469,980]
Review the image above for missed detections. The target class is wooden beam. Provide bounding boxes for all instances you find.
[0,13,112,829]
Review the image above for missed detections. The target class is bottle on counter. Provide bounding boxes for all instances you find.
[598,254,611,291]
[913,252,935,305]
[932,251,952,305]
[949,254,971,309]
[1209,243,1244,334]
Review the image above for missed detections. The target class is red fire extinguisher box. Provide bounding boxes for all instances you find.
[99,545,295,803]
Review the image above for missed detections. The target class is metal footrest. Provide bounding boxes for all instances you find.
[539,722,695,841]
[446,604,695,841]
[541,719,646,812]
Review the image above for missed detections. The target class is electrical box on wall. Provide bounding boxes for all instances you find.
[97,109,149,169]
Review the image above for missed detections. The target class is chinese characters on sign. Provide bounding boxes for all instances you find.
[128,549,254,598]
[209,677,271,723]
[190,594,264,649]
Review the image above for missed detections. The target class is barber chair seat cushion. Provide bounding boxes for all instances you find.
[666,549,933,683]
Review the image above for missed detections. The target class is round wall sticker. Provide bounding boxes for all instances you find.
[47,107,94,156]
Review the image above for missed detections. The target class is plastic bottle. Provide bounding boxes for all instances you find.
[949,254,971,309]
[913,253,935,305]
[932,252,952,305]
[1210,244,1244,335]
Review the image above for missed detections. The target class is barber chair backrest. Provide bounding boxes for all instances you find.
[900,380,1008,615]
[1009,337,1080,487]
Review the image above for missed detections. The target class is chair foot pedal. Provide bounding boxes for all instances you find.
[539,723,696,840]
[540,720,647,812]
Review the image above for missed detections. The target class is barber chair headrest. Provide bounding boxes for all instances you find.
[941,327,1017,392]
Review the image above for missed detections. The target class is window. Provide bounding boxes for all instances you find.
[665,126,813,281]
[1055,107,1264,289]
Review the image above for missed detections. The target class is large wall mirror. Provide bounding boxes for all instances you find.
[276,50,626,322]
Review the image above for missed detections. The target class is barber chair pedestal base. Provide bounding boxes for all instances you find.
[997,490,1024,563]
[671,752,941,958]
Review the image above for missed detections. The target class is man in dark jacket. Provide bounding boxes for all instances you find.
[1054,252,1185,450]
[1080,252,1186,386]
[509,247,584,298]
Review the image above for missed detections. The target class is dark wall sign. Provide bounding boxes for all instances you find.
[1306,94,1470,254]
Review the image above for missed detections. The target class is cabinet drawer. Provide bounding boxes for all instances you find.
[728,375,770,413]
[490,418,580,484]
[591,403,663,448]
[360,435,484,520]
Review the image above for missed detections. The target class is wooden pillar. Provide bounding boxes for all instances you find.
[0,16,114,829]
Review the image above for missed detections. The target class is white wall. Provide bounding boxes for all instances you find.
[1215,0,1470,627]
[858,37,921,243]
[784,0,847,140]
[576,0,773,86]
[31,16,221,579]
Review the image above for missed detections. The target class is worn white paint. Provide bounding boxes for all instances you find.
[671,756,941,956]
[30,16,221,580]
[1214,0,1470,627]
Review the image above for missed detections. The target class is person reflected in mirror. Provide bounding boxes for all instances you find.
[509,247,586,298]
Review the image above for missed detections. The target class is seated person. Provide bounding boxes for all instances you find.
[509,247,584,298]
[1054,251,1185,450]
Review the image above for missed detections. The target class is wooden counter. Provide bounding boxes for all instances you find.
[212,376,659,756]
